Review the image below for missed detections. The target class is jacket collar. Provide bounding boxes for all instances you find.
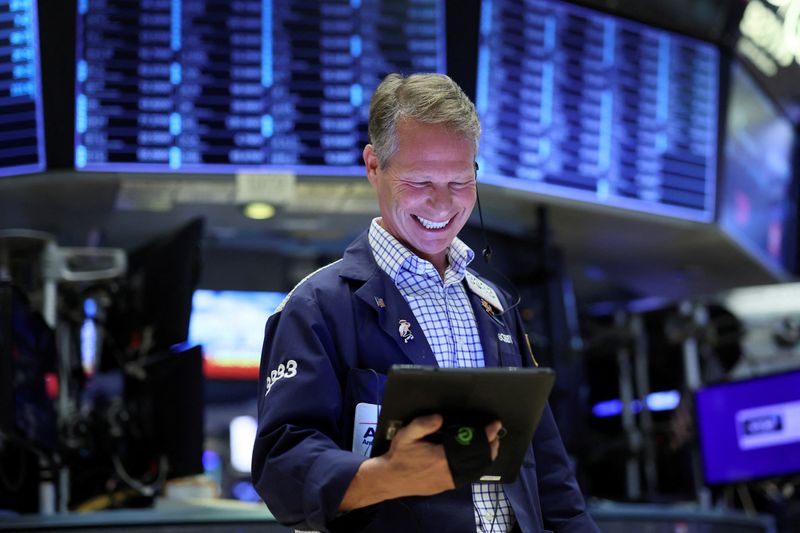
[341,232,437,366]
[338,231,380,283]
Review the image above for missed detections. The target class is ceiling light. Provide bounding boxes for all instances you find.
[243,202,276,220]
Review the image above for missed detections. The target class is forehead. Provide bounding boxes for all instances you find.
[389,120,475,173]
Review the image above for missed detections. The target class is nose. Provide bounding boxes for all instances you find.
[426,183,453,214]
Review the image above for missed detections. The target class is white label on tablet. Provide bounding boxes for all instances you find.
[353,402,381,457]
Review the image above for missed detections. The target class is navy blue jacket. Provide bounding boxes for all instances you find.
[252,232,598,532]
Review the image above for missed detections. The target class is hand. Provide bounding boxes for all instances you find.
[381,414,454,495]
[339,415,504,511]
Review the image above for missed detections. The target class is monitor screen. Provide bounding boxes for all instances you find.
[475,0,720,221]
[188,289,286,380]
[73,0,445,174]
[695,369,800,485]
[1,0,46,177]
[718,61,797,276]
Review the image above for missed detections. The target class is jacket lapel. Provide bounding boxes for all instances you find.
[467,287,504,368]
[353,269,437,367]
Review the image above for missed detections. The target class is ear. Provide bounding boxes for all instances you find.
[363,144,380,187]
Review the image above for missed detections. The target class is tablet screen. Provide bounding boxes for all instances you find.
[372,365,555,483]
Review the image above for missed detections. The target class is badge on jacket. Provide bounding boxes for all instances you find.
[353,402,380,457]
[398,319,414,343]
[480,298,495,316]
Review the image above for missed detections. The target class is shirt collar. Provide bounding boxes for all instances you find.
[368,217,475,285]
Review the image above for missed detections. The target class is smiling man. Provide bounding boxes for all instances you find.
[252,73,598,533]
[363,111,477,279]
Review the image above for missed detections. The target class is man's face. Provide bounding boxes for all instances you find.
[364,120,476,269]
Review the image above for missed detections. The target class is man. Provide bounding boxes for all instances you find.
[252,73,598,532]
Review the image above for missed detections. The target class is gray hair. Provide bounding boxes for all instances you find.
[368,73,481,168]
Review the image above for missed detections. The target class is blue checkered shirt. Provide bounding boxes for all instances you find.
[368,218,515,533]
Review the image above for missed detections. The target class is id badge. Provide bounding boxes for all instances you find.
[352,402,381,457]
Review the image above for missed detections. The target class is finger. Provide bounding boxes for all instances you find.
[484,420,503,442]
[395,414,443,444]
[489,435,500,461]
[485,420,503,461]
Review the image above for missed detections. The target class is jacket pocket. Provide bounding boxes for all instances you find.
[498,342,523,367]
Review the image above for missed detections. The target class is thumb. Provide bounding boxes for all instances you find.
[394,414,443,444]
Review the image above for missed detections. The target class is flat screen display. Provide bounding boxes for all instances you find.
[74,0,444,174]
[188,289,287,380]
[695,369,800,485]
[0,0,45,177]
[476,0,720,221]
[718,61,797,276]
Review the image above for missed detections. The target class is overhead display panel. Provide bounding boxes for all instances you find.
[476,0,720,222]
[718,61,797,277]
[74,0,444,174]
[0,0,45,177]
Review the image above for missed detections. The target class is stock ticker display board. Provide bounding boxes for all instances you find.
[476,0,720,222]
[74,0,444,174]
[0,0,45,177]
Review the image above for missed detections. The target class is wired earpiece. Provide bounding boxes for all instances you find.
[473,161,493,264]
[472,161,522,317]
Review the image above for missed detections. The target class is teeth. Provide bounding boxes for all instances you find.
[415,215,450,230]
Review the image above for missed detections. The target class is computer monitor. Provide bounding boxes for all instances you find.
[0,0,46,177]
[73,0,445,174]
[695,368,800,485]
[188,289,287,380]
[718,61,797,277]
[475,0,720,222]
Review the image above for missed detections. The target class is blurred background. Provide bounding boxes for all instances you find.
[1,0,799,531]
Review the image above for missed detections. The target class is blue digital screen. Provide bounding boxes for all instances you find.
[718,61,796,277]
[73,0,445,174]
[695,369,800,485]
[476,0,720,222]
[0,0,46,177]
[188,289,287,379]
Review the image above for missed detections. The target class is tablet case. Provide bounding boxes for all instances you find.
[371,365,555,483]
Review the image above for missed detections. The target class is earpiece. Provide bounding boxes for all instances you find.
[472,161,521,317]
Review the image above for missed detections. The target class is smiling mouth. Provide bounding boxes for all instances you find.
[414,215,451,230]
